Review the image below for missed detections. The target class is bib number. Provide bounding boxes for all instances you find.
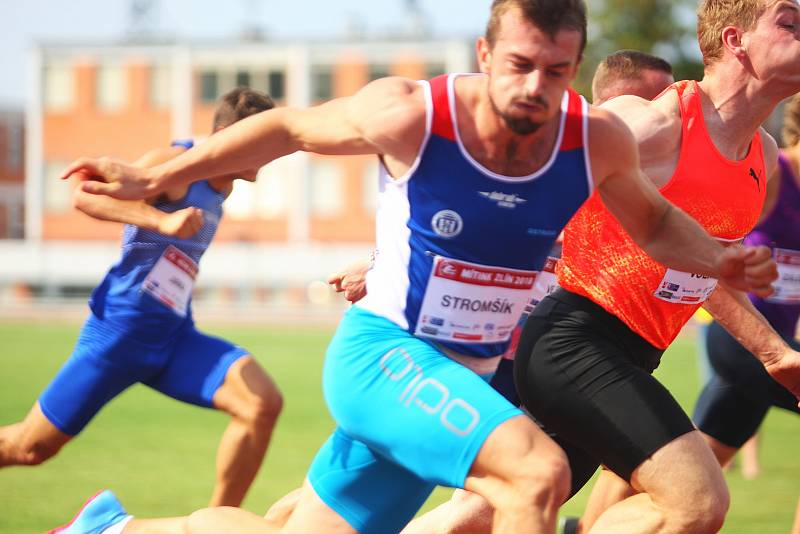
[142,245,198,317]
[653,269,717,304]
[767,248,800,304]
[415,256,537,344]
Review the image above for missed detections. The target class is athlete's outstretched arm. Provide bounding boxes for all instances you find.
[589,108,778,297]
[705,285,800,403]
[61,77,426,200]
[70,147,204,238]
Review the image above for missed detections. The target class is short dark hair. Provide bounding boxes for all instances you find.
[212,87,275,131]
[592,50,673,97]
[485,0,588,57]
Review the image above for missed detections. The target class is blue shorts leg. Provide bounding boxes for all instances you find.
[309,429,436,534]
[39,316,158,436]
[309,306,522,532]
[143,323,249,407]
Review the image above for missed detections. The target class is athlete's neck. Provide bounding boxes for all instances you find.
[457,75,562,177]
[698,66,787,159]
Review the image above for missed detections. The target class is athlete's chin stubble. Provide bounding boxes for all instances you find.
[489,93,545,136]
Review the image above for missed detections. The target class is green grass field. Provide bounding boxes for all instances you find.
[0,320,797,533]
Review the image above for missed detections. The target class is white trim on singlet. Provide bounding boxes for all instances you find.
[354,83,434,328]
[447,73,569,184]
[581,96,595,196]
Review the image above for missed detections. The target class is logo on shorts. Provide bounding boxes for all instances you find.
[431,210,463,238]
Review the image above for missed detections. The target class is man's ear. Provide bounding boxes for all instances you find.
[477,36,492,74]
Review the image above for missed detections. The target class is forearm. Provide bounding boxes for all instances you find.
[639,204,723,278]
[153,107,299,193]
[703,285,789,366]
[74,190,164,231]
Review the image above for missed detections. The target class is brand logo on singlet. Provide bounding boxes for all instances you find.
[431,210,463,238]
[478,191,528,209]
[749,167,761,192]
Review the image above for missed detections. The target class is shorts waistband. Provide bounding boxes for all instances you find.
[543,288,665,373]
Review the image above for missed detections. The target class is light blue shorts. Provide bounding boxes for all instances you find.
[309,306,522,534]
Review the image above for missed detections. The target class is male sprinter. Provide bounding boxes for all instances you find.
[56,1,777,533]
[515,1,800,532]
[0,88,283,508]
[402,48,678,534]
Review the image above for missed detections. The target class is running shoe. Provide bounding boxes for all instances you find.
[48,490,129,534]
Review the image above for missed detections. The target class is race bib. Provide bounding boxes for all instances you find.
[415,256,537,344]
[530,256,560,307]
[653,269,718,304]
[767,248,800,304]
[142,245,198,316]
[503,256,561,360]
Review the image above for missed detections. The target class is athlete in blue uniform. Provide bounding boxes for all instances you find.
[0,88,282,508]
[56,2,779,533]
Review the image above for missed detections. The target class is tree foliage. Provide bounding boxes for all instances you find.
[577,0,704,97]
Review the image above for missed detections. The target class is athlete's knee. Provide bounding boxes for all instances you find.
[507,446,571,513]
[240,385,283,429]
[491,429,571,515]
[673,483,729,533]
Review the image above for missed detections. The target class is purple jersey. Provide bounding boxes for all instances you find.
[744,153,800,337]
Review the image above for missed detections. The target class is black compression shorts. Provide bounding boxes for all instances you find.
[513,288,695,496]
[693,320,800,448]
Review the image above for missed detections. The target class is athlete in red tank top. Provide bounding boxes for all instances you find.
[514,2,800,532]
[559,80,767,349]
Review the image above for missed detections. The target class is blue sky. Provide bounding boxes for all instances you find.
[0,0,487,107]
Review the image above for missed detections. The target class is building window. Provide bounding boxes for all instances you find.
[97,64,128,112]
[44,162,71,213]
[268,70,285,101]
[311,65,333,102]
[235,70,251,88]
[7,121,22,171]
[199,71,219,104]
[368,64,391,82]
[309,159,343,216]
[43,62,75,112]
[150,64,171,109]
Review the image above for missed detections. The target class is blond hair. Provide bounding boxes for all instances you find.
[697,0,774,66]
[783,94,800,147]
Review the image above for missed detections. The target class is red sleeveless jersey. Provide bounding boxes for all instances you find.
[557,80,767,349]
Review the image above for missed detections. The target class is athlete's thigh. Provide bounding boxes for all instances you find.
[516,312,694,483]
[144,324,249,407]
[186,506,277,534]
[39,316,151,436]
[307,431,435,534]
[324,307,522,488]
[629,430,726,507]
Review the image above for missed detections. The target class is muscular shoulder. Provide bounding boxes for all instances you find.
[350,77,427,154]
[585,105,639,186]
[600,92,682,164]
